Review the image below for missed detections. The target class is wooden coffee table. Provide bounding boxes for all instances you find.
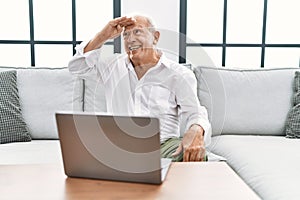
[0,162,260,200]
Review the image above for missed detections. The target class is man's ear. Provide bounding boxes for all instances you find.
[153,31,160,44]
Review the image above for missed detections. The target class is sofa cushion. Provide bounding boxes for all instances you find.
[0,67,84,139]
[194,66,299,136]
[209,135,300,200]
[0,70,31,144]
[84,78,107,112]
[285,71,300,138]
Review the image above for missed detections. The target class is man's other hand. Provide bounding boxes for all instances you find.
[172,124,206,162]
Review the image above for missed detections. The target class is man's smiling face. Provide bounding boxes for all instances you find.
[123,16,158,62]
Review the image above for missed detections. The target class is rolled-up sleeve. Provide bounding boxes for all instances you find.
[175,70,212,146]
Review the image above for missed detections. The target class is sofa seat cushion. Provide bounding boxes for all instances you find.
[0,140,62,164]
[209,135,300,200]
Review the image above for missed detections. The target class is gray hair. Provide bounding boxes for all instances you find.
[127,13,157,31]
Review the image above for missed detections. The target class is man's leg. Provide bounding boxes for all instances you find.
[160,137,183,162]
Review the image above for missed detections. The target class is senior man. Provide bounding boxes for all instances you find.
[68,15,211,162]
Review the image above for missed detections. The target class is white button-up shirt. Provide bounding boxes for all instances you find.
[69,41,211,144]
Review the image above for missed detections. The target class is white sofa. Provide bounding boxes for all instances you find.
[0,67,82,164]
[0,65,300,200]
[197,67,300,200]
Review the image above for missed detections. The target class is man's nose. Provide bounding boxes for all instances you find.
[125,32,136,42]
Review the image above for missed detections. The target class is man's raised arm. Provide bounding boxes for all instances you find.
[68,17,135,77]
[84,16,136,53]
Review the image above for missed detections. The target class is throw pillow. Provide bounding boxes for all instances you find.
[286,71,300,138]
[0,70,31,144]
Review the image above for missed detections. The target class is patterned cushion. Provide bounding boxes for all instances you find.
[286,71,300,138]
[0,70,31,144]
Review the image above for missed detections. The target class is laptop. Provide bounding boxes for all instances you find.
[55,111,172,184]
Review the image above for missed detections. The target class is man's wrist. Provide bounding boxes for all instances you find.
[189,124,204,136]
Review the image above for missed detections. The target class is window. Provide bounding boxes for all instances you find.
[76,0,113,41]
[0,44,31,67]
[187,0,223,43]
[186,0,223,67]
[185,0,300,68]
[0,0,114,67]
[226,0,263,44]
[266,0,300,44]
[33,0,72,41]
[0,0,30,40]
[226,47,261,68]
[265,48,300,68]
[35,45,73,67]
[0,0,299,68]
[186,47,222,67]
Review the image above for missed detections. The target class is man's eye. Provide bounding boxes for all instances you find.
[123,32,129,37]
[134,29,141,35]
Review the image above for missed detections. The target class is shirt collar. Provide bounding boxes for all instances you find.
[125,50,172,70]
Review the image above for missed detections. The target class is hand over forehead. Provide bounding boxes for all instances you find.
[113,16,136,27]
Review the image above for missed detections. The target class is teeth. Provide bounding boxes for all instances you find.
[129,46,141,51]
